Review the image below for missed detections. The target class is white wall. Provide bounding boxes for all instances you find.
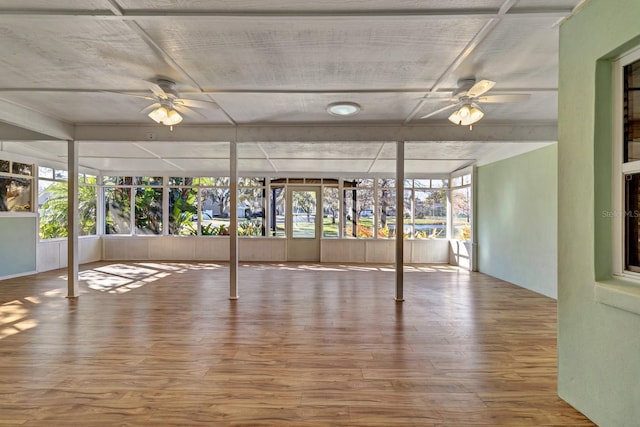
[32,235,451,271]
[102,236,230,261]
[449,240,473,270]
[102,236,450,264]
[37,236,102,272]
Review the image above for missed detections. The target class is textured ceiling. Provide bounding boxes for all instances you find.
[0,0,580,175]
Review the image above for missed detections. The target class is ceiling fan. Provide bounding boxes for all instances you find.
[420,79,530,128]
[116,78,219,128]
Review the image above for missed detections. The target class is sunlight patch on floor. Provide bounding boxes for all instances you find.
[0,299,39,340]
[78,262,225,295]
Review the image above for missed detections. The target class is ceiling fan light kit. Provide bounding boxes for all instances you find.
[148,106,168,123]
[420,78,529,128]
[164,108,183,126]
[114,78,218,128]
[448,103,484,126]
[148,105,183,126]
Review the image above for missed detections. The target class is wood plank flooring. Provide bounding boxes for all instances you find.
[0,262,593,426]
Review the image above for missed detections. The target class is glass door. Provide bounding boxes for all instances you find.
[287,186,321,261]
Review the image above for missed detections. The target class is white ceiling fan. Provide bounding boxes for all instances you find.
[115,78,219,127]
[420,79,530,128]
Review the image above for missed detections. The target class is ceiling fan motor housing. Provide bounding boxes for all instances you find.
[156,78,179,98]
[454,78,477,97]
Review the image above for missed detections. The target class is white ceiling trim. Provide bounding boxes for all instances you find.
[72,123,557,143]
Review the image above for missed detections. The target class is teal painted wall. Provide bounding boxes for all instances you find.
[477,145,557,298]
[559,1,640,425]
[0,216,37,277]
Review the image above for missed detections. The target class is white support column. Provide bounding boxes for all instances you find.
[471,165,478,272]
[229,141,239,300]
[97,173,105,236]
[373,178,379,239]
[395,141,405,302]
[446,177,453,240]
[67,140,79,298]
[162,175,169,236]
[338,178,344,238]
[265,178,271,237]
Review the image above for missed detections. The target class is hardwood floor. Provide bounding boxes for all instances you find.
[0,262,592,426]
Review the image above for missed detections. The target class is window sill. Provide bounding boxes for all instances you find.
[595,278,640,316]
[0,211,36,217]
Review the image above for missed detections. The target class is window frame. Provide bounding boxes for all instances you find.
[0,158,34,215]
[613,49,640,280]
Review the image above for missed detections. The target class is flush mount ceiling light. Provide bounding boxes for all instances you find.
[327,102,361,116]
[448,103,484,127]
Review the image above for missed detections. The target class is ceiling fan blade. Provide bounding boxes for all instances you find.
[467,79,496,98]
[139,103,161,114]
[419,92,455,100]
[175,98,219,109]
[419,103,458,119]
[174,104,206,119]
[478,94,530,103]
[104,91,155,101]
[145,81,168,100]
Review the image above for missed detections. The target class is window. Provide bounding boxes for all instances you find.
[134,177,163,235]
[403,179,448,239]
[104,177,131,235]
[0,159,32,213]
[238,177,264,236]
[78,174,97,236]
[618,56,640,273]
[31,172,461,241]
[322,186,339,237]
[269,181,286,237]
[103,176,164,235]
[168,178,198,236]
[166,177,231,236]
[292,189,316,238]
[343,179,374,238]
[451,173,471,241]
[199,177,231,236]
[38,169,97,238]
[377,179,396,238]
[609,53,640,276]
[38,167,68,239]
[626,174,640,270]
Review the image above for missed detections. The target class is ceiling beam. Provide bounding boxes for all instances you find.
[0,123,62,141]
[0,98,74,140]
[0,8,574,20]
[74,123,557,143]
[0,87,559,95]
[103,0,124,16]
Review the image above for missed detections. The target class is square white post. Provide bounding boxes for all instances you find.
[67,140,79,298]
[229,141,239,300]
[395,141,404,302]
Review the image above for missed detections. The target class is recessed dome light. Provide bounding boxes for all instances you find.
[327,102,361,116]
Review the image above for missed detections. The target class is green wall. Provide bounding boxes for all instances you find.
[477,144,557,298]
[559,1,640,425]
[0,216,37,278]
